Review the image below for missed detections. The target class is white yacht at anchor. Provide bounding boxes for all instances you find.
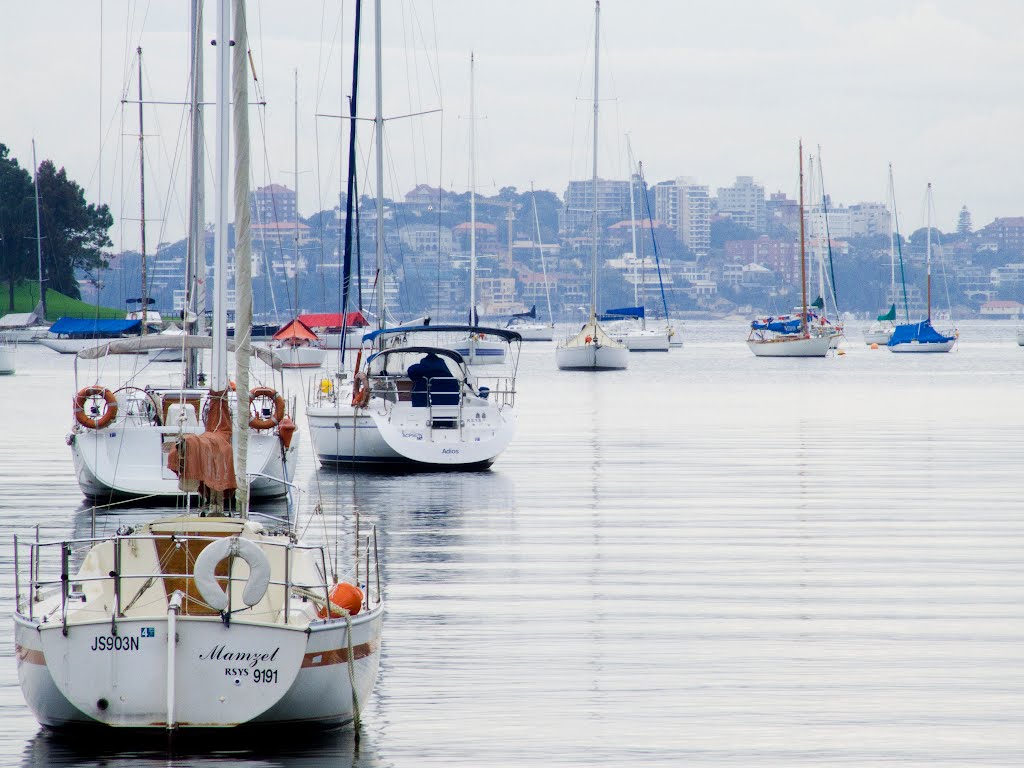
[307,325,520,469]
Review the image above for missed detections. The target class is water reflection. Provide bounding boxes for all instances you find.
[3,326,1023,765]
[21,725,388,768]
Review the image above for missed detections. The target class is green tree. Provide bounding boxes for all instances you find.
[36,160,112,299]
[0,144,36,311]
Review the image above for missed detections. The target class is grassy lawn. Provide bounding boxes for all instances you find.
[1,282,123,320]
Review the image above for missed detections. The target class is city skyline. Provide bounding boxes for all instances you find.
[3,1,1022,253]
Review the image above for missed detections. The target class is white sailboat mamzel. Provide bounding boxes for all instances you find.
[13,0,383,731]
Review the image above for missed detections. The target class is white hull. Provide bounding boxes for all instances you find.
[0,326,50,343]
[509,324,554,342]
[888,339,956,353]
[71,419,295,501]
[1016,328,1024,346]
[41,337,145,355]
[613,329,670,352]
[555,343,629,370]
[307,396,515,468]
[14,518,382,730]
[450,337,507,365]
[747,334,832,357]
[319,328,365,351]
[863,327,894,345]
[556,318,628,371]
[273,346,327,369]
[0,346,14,374]
[15,611,381,729]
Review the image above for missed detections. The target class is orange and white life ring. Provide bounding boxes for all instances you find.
[249,386,285,430]
[74,386,118,430]
[351,371,371,408]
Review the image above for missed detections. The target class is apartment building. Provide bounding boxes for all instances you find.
[716,176,766,233]
[654,177,710,258]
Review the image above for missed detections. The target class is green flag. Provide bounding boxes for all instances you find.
[877,304,896,322]
[811,296,825,309]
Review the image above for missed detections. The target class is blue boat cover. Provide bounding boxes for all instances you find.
[751,318,802,334]
[48,318,141,336]
[599,306,645,321]
[888,319,954,346]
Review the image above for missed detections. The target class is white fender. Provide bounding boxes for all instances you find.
[194,536,271,612]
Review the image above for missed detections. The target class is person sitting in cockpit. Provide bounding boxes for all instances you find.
[407,352,459,407]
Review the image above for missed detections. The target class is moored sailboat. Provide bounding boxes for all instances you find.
[555,1,628,371]
[864,164,906,345]
[501,184,556,342]
[887,183,957,353]
[308,325,519,468]
[747,141,831,358]
[13,0,382,733]
[455,53,507,366]
[66,0,296,502]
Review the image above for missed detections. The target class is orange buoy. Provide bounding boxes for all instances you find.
[584,335,593,344]
[870,343,879,350]
[277,415,296,449]
[317,582,363,618]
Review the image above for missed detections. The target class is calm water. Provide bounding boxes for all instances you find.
[1,321,1022,767]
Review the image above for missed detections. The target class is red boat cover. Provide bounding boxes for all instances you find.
[272,318,319,341]
[166,390,236,495]
[297,311,368,329]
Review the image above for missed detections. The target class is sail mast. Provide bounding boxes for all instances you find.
[340,0,363,364]
[926,182,932,321]
[590,0,600,321]
[31,140,45,318]
[373,0,386,332]
[887,165,895,307]
[626,135,638,308]
[211,0,230,392]
[137,47,148,334]
[469,53,477,325]
[232,0,253,514]
[890,166,910,322]
[531,182,553,325]
[638,161,670,326]
[798,140,808,336]
[185,0,205,387]
[293,69,300,314]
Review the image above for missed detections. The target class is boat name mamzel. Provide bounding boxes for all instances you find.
[199,644,280,668]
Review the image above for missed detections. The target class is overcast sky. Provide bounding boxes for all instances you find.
[3,1,1022,251]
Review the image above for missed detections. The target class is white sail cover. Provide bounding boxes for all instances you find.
[76,334,283,370]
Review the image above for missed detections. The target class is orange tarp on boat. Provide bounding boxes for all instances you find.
[166,390,236,496]
[272,318,319,341]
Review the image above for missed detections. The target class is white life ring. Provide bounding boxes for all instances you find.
[194,536,271,612]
